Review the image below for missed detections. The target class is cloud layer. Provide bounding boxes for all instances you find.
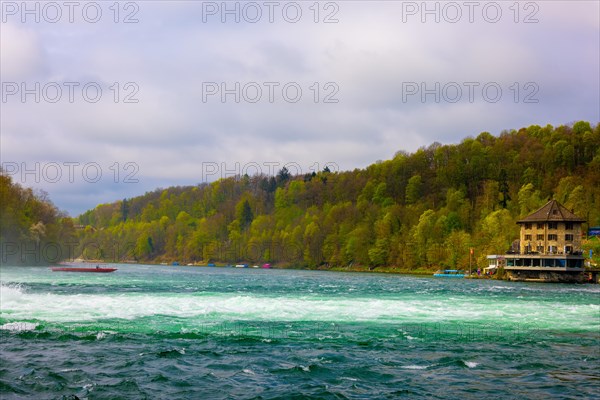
[1,1,599,215]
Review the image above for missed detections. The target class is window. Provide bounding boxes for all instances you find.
[536,245,544,253]
[536,234,544,241]
[548,222,558,230]
[525,223,532,230]
[537,223,544,229]
[566,246,573,254]
[524,234,532,241]
[565,234,574,241]
[565,222,574,230]
[548,234,558,241]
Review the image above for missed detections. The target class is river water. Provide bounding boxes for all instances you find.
[1,264,598,399]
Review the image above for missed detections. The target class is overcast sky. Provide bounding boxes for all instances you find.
[1,0,599,216]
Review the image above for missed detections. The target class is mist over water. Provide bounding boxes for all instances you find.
[1,265,599,399]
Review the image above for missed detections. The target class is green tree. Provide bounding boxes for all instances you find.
[517,183,543,216]
[445,230,471,268]
[498,169,510,208]
[121,199,129,222]
[236,199,254,230]
[368,238,390,267]
[405,175,422,205]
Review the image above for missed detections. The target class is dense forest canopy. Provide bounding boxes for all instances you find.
[0,173,76,265]
[72,122,600,270]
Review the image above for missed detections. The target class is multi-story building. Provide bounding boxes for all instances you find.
[517,199,585,256]
[488,200,586,282]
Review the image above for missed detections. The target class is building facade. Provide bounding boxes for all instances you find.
[517,199,585,256]
[489,200,587,282]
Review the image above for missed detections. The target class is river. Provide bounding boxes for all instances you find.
[1,264,598,399]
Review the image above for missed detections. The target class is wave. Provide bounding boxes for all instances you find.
[0,321,39,332]
[0,281,26,302]
[2,280,598,336]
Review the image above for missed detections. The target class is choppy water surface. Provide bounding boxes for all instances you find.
[1,265,599,399]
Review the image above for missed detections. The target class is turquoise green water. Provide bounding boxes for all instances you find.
[1,264,599,399]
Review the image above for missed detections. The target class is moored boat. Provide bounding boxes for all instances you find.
[433,269,465,278]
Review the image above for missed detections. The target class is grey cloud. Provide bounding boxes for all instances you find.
[1,1,598,216]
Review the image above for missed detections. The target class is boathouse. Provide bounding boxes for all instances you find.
[492,200,587,282]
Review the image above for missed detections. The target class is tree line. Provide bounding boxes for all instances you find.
[43,122,600,269]
[0,173,76,265]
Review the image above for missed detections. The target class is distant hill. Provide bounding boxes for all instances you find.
[0,173,76,265]
[75,121,600,270]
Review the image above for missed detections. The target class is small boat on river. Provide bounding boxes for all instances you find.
[433,269,465,278]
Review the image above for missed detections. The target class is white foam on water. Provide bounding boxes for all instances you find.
[463,361,479,368]
[1,281,598,331]
[0,321,38,331]
[401,365,428,370]
[0,282,26,302]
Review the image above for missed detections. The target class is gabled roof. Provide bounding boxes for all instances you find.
[517,200,586,223]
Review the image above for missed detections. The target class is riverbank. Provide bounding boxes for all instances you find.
[41,259,599,283]
[51,259,441,276]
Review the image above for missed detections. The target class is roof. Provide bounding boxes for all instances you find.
[517,200,586,223]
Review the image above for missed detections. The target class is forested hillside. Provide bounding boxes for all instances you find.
[0,174,76,265]
[75,121,600,270]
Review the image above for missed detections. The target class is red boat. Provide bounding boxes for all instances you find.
[51,266,117,273]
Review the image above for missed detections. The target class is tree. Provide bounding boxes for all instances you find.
[121,199,129,222]
[445,230,471,268]
[236,199,254,230]
[277,167,291,185]
[498,169,510,208]
[517,183,543,216]
[405,175,422,205]
[412,210,437,266]
[368,238,389,267]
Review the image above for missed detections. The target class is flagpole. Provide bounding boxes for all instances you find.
[469,248,472,275]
